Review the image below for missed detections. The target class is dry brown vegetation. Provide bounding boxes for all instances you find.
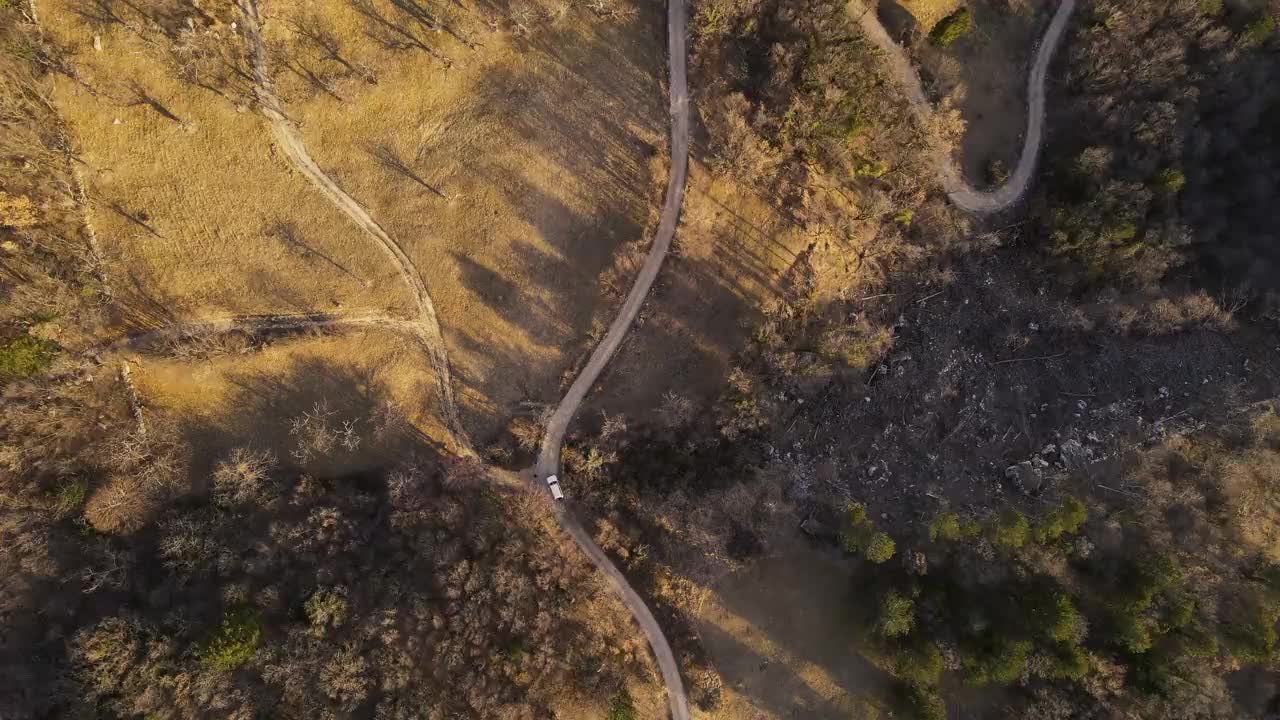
[39,0,412,327]
[257,0,669,443]
[552,0,1280,719]
[4,0,671,716]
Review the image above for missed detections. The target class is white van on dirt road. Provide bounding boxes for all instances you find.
[545,475,564,500]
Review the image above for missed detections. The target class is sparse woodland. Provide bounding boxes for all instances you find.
[1036,0,1280,315]
[561,0,1280,718]
[5,0,1280,717]
[2,3,648,718]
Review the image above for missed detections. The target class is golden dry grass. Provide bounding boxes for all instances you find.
[898,0,965,29]
[126,327,452,477]
[692,542,889,719]
[39,0,413,328]
[258,0,667,441]
[587,162,812,425]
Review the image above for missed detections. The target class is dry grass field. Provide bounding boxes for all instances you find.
[586,163,812,427]
[125,327,452,478]
[258,0,669,443]
[38,0,412,328]
[692,542,890,719]
[892,0,964,29]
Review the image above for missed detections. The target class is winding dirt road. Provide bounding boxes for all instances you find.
[852,0,1077,213]
[528,0,692,717]
[239,0,473,456]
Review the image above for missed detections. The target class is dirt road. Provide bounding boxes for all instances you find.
[852,0,1077,213]
[239,0,473,456]
[530,0,692,716]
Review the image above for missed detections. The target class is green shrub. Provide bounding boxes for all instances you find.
[1133,650,1177,695]
[876,590,916,638]
[929,511,962,543]
[930,8,973,47]
[1197,0,1223,15]
[895,642,943,685]
[1117,554,1182,612]
[897,681,945,720]
[893,209,915,227]
[51,478,87,514]
[1048,643,1090,680]
[0,335,58,379]
[1044,592,1086,644]
[505,638,526,661]
[1111,611,1156,654]
[854,159,889,178]
[963,636,1032,686]
[1162,593,1195,632]
[865,532,897,564]
[1109,222,1138,242]
[1154,168,1186,193]
[989,509,1030,550]
[1033,497,1087,544]
[607,691,637,720]
[1246,15,1275,46]
[1223,604,1279,664]
[199,608,262,672]
[1179,622,1219,658]
[841,503,895,562]
[846,502,869,527]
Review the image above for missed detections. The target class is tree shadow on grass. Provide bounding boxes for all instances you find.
[169,353,447,487]
[0,351,446,718]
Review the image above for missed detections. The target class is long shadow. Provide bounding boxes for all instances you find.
[367,143,449,199]
[175,355,446,484]
[104,199,162,238]
[266,218,366,283]
[126,81,184,124]
[346,0,452,64]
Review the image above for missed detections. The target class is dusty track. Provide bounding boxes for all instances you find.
[239,0,473,456]
[852,0,1077,213]
[528,0,692,716]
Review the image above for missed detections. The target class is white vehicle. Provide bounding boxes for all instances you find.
[545,474,565,500]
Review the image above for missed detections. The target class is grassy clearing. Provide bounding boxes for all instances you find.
[126,327,452,477]
[40,0,411,327]
[693,543,890,718]
[586,164,812,427]
[258,0,667,441]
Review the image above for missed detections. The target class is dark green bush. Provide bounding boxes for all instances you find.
[895,642,943,685]
[199,607,262,672]
[1223,604,1278,664]
[963,635,1032,686]
[930,8,972,47]
[989,509,1030,550]
[607,691,637,720]
[876,590,915,638]
[1034,497,1088,544]
[897,681,945,720]
[0,334,57,380]
[1245,15,1275,46]
[928,511,962,542]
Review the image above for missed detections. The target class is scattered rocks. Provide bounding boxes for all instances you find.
[1058,439,1090,471]
[1005,459,1047,494]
